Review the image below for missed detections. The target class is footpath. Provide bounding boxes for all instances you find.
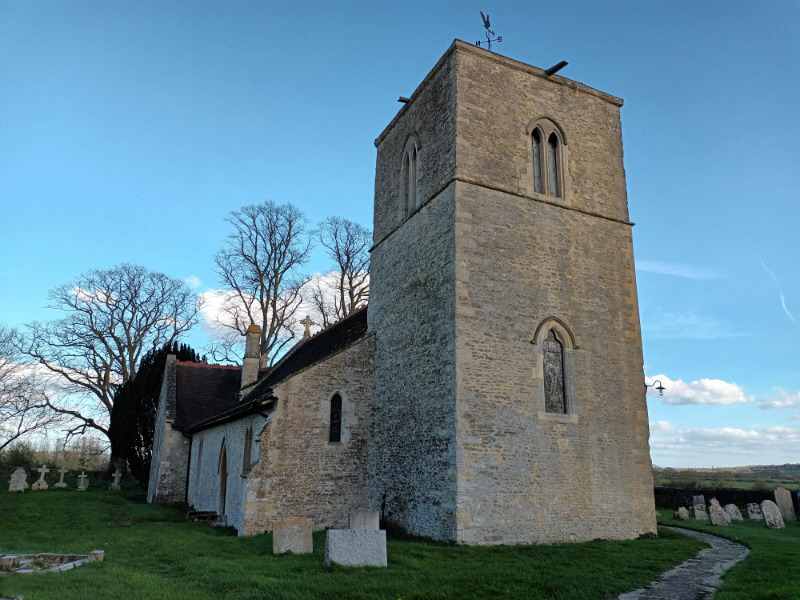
[616,527,749,600]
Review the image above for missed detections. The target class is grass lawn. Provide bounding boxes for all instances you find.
[0,484,707,600]
[657,508,800,600]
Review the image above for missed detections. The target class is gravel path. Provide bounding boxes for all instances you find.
[615,527,749,600]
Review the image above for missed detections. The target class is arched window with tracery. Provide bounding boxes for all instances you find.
[329,393,342,443]
[528,119,565,199]
[532,317,578,418]
[401,136,420,217]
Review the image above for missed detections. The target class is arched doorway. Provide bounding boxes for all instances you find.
[218,440,227,516]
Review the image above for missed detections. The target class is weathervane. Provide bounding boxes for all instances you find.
[476,11,502,52]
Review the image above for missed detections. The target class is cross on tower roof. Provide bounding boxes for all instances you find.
[300,315,317,340]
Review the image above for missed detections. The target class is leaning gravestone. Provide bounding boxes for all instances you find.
[708,498,729,526]
[692,495,708,521]
[273,518,313,554]
[8,467,27,492]
[349,508,380,530]
[31,465,49,491]
[724,504,744,521]
[54,467,69,488]
[674,506,690,520]
[761,500,785,529]
[774,487,796,522]
[325,529,387,567]
[746,503,763,521]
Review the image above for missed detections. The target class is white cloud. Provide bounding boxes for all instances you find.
[758,388,800,409]
[649,420,800,463]
[646,374,755,405]
[637,260,722,280]
[185,275,202,289]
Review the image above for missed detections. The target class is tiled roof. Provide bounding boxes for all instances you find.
[247,305,369,402]
[173,362,267,429]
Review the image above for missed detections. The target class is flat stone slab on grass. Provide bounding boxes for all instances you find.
[325,529,387,567]
[761,500,785,529]
[273,518,313,554]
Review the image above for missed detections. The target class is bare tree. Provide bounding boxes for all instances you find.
[213,201,312,366]
[19,264,201,441]
[314,216,370,324]
[0,325,62,450]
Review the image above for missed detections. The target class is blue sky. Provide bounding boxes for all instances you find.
[1,1,798,467]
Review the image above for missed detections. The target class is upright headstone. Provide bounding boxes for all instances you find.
[325,529,387,567]
[774,487,796,522]
[109,469,122,491]
[708,498,729,526]
[31,465,50,491]
[692,495,708,521]
[349,508,380,530]
[674,506,690,520]
[8,467,27,492]
[77,472,88,491]
[761,500,785,529]
[273,518,313,554]
[54,467,69,488]
[746,503,763,521]
[724,504,743,521]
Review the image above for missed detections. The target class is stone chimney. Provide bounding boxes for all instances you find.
[241,323,261,389]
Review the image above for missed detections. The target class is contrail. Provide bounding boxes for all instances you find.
[758,255,796,322]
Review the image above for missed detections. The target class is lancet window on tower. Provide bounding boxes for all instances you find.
[529,119,565,198]
[401,136,420,217]
[542,330,566,414]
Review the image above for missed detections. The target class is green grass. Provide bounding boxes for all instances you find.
[657,508,800,600]
[0,487,707,600]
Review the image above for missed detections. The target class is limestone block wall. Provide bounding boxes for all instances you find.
[243,335,373,535]
[147,356,189,505]
[187,415,265,534]
[450,44,655,544]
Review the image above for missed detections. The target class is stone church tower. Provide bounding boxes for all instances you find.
[368,40,656,544]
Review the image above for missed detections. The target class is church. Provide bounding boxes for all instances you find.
[147,40,657,545]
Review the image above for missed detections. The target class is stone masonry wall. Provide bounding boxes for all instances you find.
[187,414,266,534]
[451,44,655,544]
[243,335,374,535]
[147,356,190,505]
[369,47,461,541]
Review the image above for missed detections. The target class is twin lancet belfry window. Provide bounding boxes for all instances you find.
[530,120,564,198]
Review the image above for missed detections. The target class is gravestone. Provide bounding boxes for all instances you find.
[692,495,708,521]
[325,529,387,567]
[761,500,785,529]
[109,468,122,491]
[746,503,762,521]
[724,504,743,521]
[674,506,690,520]
[774,487,796,522]
[54,467,69,488]
[273,518,313,554]
[77,472,88,491]
[31,465,49,491]
[349,508,380,530]
[8,468,27,492]
[708,498,729,526]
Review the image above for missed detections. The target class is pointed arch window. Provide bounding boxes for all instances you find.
[242,423,253,474]
[542,330,566,414]
[218,439,228,515]
[195,438,203,486]
[528,119,565,199]
[329,393,342,443]
[401,136,420,218]
[532,317,578,419]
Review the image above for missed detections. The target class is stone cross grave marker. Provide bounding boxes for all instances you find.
[77,472,88,491]
[109,468,122,491]
[32,465,49,491]
[54,467,69,488]
[746,503,763,521]
[760,500,785,529]
[8,467,27,492]
[774,487,796,522]
[724,504,743,521]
